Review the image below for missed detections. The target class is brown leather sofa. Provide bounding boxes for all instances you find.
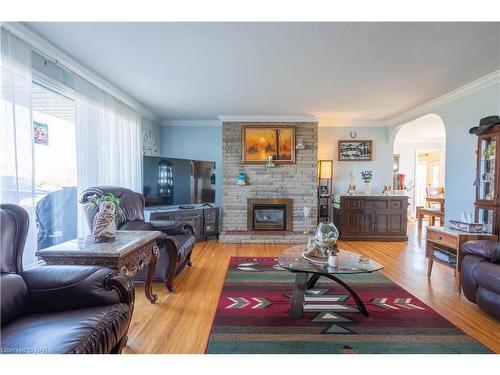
[0,204,135,354]
[79,186,196,293]
[461,240,500,319]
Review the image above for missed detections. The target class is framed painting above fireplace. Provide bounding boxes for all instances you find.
[242,125,295,164]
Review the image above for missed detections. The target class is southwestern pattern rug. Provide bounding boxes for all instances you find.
[206,257,492,354]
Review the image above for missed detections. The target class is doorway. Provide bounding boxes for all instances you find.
[415,151,445,208]
[392,114,446,221]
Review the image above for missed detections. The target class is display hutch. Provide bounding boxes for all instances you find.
[475,125,500,234]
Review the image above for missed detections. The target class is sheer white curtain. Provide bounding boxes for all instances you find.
[75,76,142,234]
[0,29,37,267]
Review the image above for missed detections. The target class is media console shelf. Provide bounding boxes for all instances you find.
[145,205,219,242]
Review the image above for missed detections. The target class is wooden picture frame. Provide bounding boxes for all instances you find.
[338,140,373,161]
[242,125,296,164]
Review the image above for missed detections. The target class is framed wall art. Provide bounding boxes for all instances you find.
[33,121,49,145]
[242,125,295,164]
[393,154,400,173]
[338,140,373,161]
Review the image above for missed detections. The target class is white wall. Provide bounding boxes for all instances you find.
[318,126,393,194]
[162,123,222,207]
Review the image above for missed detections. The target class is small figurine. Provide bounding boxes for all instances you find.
[382,185,393,195]
[347,184,356,195]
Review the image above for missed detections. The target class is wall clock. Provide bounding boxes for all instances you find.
[143,129,159,155]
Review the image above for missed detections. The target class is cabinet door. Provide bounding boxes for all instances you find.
[374,213,406,235]
[204,208,219,235]
[476,134,497,204]
[345,213,373,235]
[475,207,496,234]
[175,211,203,235]
[374,213,389,233]
[389,213,406,234]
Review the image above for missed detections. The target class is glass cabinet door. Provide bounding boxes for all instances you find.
[478,136,496,201]
[476,208,494,233]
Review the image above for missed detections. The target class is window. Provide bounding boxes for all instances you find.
[31,77,78,250]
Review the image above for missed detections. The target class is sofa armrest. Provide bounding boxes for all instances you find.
[149,220,193,235]
[461,240,500,263]
[22,265,135,313]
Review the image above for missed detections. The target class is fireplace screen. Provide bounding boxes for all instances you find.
[253,204,286,231]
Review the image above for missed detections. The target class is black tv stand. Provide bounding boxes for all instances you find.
[146,205,219,242]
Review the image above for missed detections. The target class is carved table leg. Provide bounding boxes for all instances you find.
[145,244,159,303]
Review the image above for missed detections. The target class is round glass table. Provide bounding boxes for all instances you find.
[278,244,384,318]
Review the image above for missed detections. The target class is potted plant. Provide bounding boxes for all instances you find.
[87,193,122,243]
[361,170,373,195]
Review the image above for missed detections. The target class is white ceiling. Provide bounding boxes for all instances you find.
[24,22,500,124]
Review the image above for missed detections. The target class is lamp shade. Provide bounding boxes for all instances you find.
[318,160,333,179]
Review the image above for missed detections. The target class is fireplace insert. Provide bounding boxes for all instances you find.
[253,204,287,231]
[247,198,293,232]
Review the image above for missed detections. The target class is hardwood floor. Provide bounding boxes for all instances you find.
[124,223,500,354]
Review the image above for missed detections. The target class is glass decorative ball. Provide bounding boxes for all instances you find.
[315,222,340,256]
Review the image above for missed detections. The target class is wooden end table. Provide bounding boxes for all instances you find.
[36,230,162,303]
[425,226,498,293]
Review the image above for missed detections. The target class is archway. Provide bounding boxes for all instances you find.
[392,114,446,223]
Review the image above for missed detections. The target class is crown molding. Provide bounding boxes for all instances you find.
[387,69,500,127]
[218,114,319,123]
[318,120,387,128]
[162,119,222,127]
[2,22,160,123]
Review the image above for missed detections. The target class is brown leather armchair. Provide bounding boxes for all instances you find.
[460,240,500,319]
[79,186,196,293]
[0,204,134,354]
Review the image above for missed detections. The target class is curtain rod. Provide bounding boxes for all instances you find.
[1,23,160,122]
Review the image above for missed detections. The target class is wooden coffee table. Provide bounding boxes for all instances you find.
[36,230,162,303]
[425,226,498,293]
[277,245,383,319]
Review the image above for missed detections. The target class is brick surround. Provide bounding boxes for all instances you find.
[220,121,318,242]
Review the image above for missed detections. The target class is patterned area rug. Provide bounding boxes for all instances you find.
[206,257,492,354]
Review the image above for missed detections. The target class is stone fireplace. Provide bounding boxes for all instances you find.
[219,120,318,243]
[247,198,293,232]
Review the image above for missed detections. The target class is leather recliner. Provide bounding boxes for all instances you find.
[460,240,500,320]
[0,204,135,354]
[79,186,196,293]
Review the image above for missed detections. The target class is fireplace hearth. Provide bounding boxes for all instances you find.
[247,198,293,232]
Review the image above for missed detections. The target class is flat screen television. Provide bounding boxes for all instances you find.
[143,156,216,207]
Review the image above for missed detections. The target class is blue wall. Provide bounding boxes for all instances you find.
[390,82,500,223]
[162,124,222,207]
[318,126,392,194]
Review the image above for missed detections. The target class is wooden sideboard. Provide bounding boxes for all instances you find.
[332,194,409,241]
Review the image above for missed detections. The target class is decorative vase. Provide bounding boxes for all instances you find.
[302,207,311,234]
[314,222,340,258]
[328,254,339,267]
[364,181,372,195]
[237,171,246,185]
